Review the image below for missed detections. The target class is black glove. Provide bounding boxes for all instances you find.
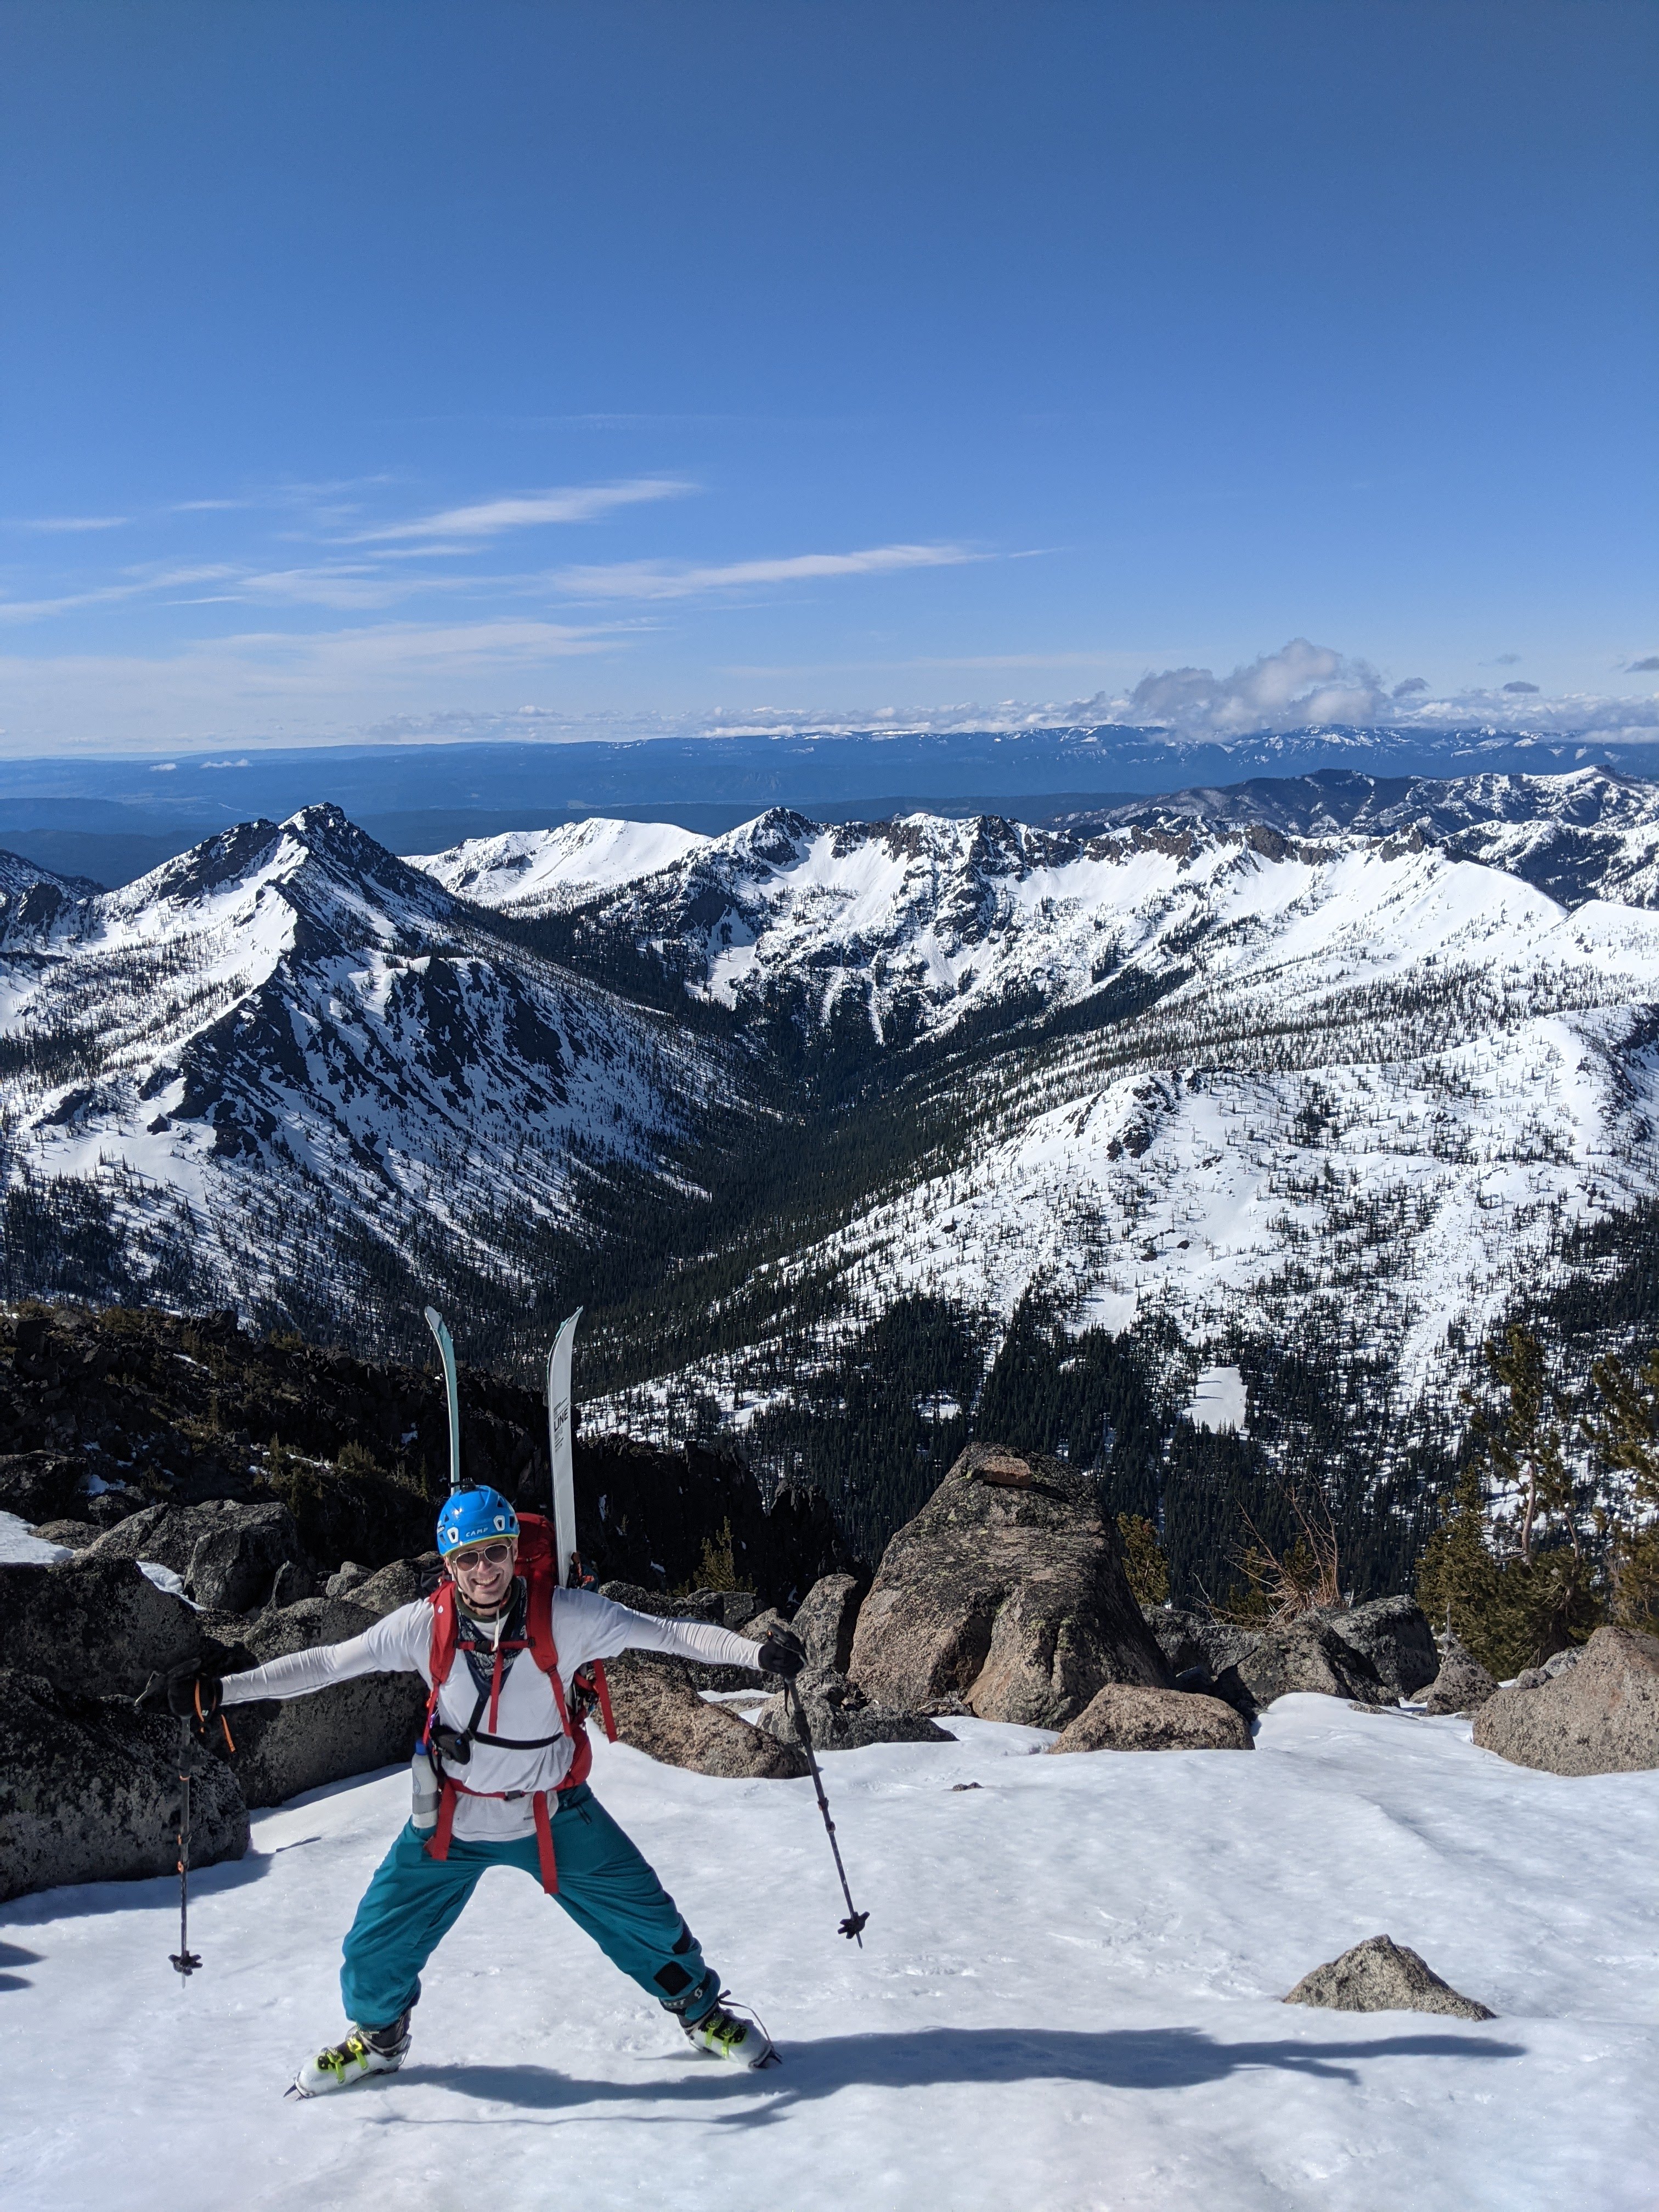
[757,1626,806,1681]
[139,1662,224,1731]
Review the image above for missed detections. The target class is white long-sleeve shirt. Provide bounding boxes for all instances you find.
[221,1585,764,1842]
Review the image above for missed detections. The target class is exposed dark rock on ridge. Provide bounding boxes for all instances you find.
[0,1300,856,1607]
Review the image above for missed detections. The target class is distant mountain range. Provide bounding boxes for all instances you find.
[3,763,1658,1578]
[3,724,1657,890]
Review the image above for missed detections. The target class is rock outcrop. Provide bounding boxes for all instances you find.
[848,1442,1172,1729]
[1215,1615,1390,1713]
[1141,1604,1260,1681]
[0,1669,249,1902]
[1472,1626,1659,1775]
[1048,1685,1252,1753]
[1284,1934,1494,2019]
[83,1498,315,1612]
[1419,1631,1497,1714]
[791,1573,866,1674]
[752,1663,951,1752]
[1323,1596,1439,1701]
[217,1594,428,1809]
[602,1654,808,1779]
[0,1452,90,1526]
[0,1554,203,1701]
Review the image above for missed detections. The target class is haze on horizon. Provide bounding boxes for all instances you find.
[1,1,1654,763]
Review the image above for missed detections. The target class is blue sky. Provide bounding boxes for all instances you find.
[1,0,1654,755]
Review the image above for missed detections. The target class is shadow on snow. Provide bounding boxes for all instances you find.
[389,2022,1527,2121]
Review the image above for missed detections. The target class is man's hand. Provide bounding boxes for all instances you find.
[138,1661,224,1730]
[757,1626,806,1681]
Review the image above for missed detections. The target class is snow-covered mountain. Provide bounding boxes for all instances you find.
[416,808,1245,1046]
[6,770,1659,1541]
[412,817,710,918]
[1066,765,1659,911]
[0,848,101,942]
[411,787,1659,1482]
[0,806,742,1339]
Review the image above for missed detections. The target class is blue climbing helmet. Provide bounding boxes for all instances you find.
[435,1486,520,1558]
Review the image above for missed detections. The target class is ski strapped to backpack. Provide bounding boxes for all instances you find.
[419,1511,616,1893]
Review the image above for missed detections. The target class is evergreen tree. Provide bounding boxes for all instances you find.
[1584,1347,1659,1630]
[1421,1327,1604,1675]
[1116,1513,1169,1606]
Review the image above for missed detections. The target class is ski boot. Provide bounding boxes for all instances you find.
[680,1989,778,2069]
[287,2010,411,2097]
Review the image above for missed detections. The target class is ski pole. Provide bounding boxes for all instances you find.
[785,1680,868,1945]
[170,1719,201,1979]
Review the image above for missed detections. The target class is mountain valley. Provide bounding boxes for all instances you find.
[4,767,1658,1591]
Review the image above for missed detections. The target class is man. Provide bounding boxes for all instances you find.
[163,1485,805,2095]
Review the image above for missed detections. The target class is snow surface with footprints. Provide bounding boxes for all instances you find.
[3,1701,1655,2212]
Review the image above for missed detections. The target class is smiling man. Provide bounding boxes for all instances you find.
[162,1485,805,2094]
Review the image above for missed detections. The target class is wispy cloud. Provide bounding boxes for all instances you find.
[10,514,130,533]
[349,478,694,545]
[0,565,237,623]
[555,542,979,601]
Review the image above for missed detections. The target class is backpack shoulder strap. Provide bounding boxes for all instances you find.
[522,1562,572,1731]
[427,1581,458,1687]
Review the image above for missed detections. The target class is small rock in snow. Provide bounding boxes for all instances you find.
[1284,1933,1494,2019]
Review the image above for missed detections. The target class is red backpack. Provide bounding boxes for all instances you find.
[420,1512,616,1893]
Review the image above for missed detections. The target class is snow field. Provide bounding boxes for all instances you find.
[3,1699,1655,2211]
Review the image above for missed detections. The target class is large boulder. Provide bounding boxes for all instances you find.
[1472,1626,1659,1776]
[1323,1596,1439,1700]
[596,1579,761,1692]
[1284,1934,1494,2019]
[84,1499,313,1611]
[0,1669,249,1903]
[1141,1604,1260,1680]
[27,1519,99,1551]
[1216,1614,1390,1713]
[0,1555,202,1700]
[603,1654,808,1779]
[752,1663,951,1752]
[848,1442,1172,1729]
[793,1573,866,1675]
[1048,1685,1253,1753]
[1420,1631,1497,1714]
[349,1555,438,1617]
[222,1595,428,1809]
[0,1452,88,1526]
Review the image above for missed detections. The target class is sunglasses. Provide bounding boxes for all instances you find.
[449,1540,516,1571]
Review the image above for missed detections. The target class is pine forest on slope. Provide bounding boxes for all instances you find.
[3,767,1658,1596]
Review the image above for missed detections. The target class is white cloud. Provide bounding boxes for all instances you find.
[9,514,129,533]
[350,478,694,544]
[1121,638,1391,735]
[554,542,979,601]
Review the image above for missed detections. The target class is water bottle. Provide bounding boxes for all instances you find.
[410,1747,439,1835]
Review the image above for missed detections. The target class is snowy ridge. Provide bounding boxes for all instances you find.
[1071,765,1659,912]
[411,816,710,917]
[575,809,1659,1447]
[0,805,742,1327]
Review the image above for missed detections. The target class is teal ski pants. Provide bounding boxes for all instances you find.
[339,1784,714,2031]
